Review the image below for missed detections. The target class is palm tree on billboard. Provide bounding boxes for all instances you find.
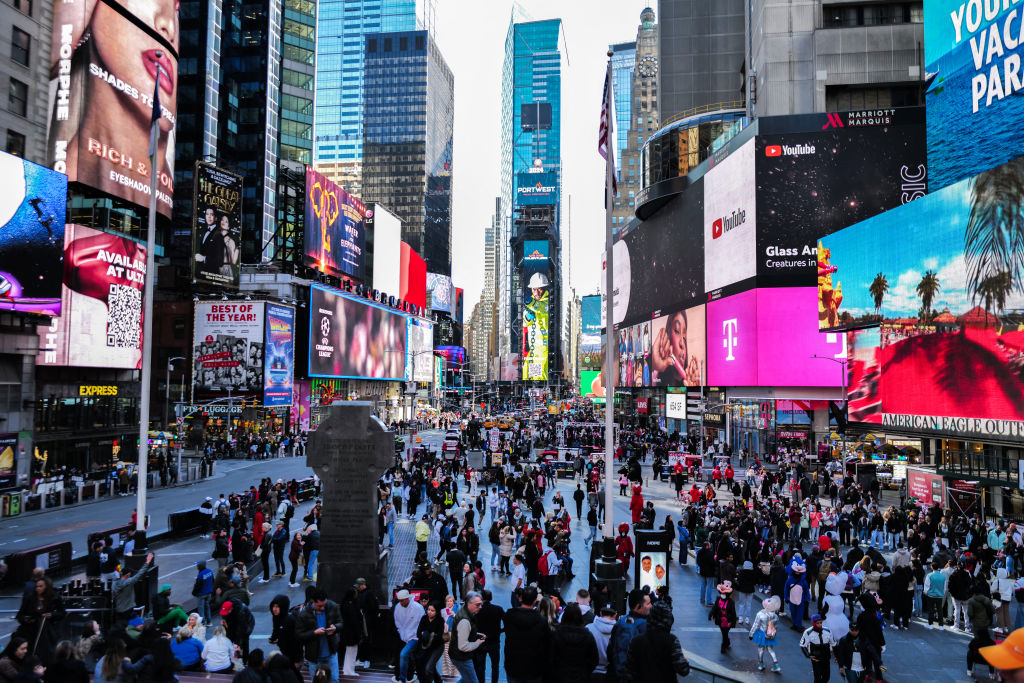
[965,158,1024,312]
[869,273,889,315]
[917,270,940,322]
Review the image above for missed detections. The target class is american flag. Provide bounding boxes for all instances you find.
[598,70,617,195]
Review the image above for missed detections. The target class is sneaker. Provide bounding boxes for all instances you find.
[359,661,370,669]
[408,677,418,683]
[771,664,782,674]
[289,583,300,588]
[758,664,765,672]
[258,578,270,583]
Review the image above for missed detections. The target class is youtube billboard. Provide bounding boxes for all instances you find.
[755,106,926,288]
[704,138,756,293]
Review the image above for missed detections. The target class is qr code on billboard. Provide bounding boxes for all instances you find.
[106,283,141,348]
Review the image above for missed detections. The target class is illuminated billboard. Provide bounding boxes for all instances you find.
[308,284,407,380]
[37,225,146,369]
[192,301,265,399]
[48,0,179,216]
[304,168,366,280]
[426,272,453,313]
[613,179,704,327]
[581,369,605,404]
[925,1,1024,190]
[581,294,602,355]
[368,204,401,295]
[406,317,434,382]
[0,151,68,316]
[820,156,1024,440]
[263,304,294,407]
[516,170,558,206]
[521,239,550,381]
[704,138,756,293]
[400,242,426,308]
[755,112,926,288]
[650,303,706,387]
[192,162,243,288]
[436,346,465,366]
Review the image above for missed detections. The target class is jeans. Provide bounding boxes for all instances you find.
[585,525,597,544]
[870,530,883,548]
[1014,600,1024,631]
[388,523,395,546]
[951,597,969,629]
[473,641,500,683]
[305,549,319,579]
[398,638,418,681]
[491,543,500,569]
[736,592,753,622]
[913,586,923,615]
[453,658,479,683]
[307,654,339,683]
[701,576,715,605]
[196,594,211,624]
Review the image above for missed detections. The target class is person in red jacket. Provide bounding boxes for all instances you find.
[689,484,702,504]
[711,465,723,489]
[724,465,735,487]
[629,485,644,524]
[615,523,634,576]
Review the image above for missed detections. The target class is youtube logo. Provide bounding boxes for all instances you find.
[765,145,782,157]
[712,218,723,239]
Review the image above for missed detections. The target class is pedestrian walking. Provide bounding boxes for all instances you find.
[749,596,782,673]
[799,615,837,683]
[708,580,737,653]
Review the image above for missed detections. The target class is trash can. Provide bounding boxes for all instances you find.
[9,491,21,515]
[1,494,8,517]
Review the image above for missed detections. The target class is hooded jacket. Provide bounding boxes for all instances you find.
[992,567,1014,602]
[624,603,689,683]
[549,623,599,683]
[586,616,616,672]
[502,606,550,679]
[268,595,301,665]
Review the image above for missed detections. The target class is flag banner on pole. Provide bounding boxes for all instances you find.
[148,66,162,158]
[598,71,617,196]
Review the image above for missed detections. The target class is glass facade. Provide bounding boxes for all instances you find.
[313,0,420,168]
[610,42,635,179]
[362,30,453,275]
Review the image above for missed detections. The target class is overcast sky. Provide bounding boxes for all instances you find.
[432,0,652,311]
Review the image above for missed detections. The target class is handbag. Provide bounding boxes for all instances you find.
[298,554,306,567]
[254,547,263,558]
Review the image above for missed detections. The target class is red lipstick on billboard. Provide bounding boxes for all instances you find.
[142,49,174,95]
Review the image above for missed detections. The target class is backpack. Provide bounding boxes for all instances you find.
[818,559,833,583]
[538,551,550,577]
[284,503,294,519]
[239,602,256,635]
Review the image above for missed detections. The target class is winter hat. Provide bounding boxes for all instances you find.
[618,523,630,534]
[741,560,753,571]
[647,602,674,631]
[716,580,734,594]
[762,596,781,612]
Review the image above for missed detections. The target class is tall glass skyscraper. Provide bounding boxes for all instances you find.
[499,17,562,359]
[362,30,454,275]
[610,42,636,179]
[313,0,424,191]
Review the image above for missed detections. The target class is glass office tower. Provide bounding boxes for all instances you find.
[610,42,636,179]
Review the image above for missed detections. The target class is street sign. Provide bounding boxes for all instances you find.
[176,417,184,426]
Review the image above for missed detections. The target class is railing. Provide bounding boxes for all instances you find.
[659,100,748,128]
[687,661,748,682]
[937,447,1018,486]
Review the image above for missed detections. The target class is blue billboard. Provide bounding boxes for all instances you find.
[925,1,1024,190]
[581,294,602,354]
[263,304,295,407]
[516,171,558,206]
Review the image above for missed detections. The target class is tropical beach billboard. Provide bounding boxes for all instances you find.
[821,155,1024,438]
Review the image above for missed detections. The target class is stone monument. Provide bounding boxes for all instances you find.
[306,401,393,598]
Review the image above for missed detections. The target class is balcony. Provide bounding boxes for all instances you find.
[937,447,1019,486]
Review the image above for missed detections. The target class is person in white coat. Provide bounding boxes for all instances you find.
[821,571,850,642]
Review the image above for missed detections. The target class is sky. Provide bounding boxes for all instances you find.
[430,0,653,312]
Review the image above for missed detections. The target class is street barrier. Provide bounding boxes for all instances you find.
[167,508,207,536]
[3,541,73,586]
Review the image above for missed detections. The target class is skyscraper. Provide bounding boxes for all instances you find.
[361,30,454,275]
[610,42,636,179]
[499,17,562,368]
[312,0,427,192]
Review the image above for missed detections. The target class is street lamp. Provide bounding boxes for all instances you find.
[165,357,185,430]
[812,354,849,463]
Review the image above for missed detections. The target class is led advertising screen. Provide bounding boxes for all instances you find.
[263,304,294,407]
[426,272,453,313]
[522,239,551,381]
[400,242,426,308]
[436,345,466,366]
[637,552,668,592]
[581,295,602,354]
[613,179,704,328]
[368,204,401,295]
[650,303,706,387]
[925,1,1024,191]
[516,170,558,206]
[0,151,68,316]
[704,138,756,293]
[580,369,605,404]
[37,225,146,368]
[707,287,844,387]
[309,284,407,380]
[304,168,366,280]
[192,162,243,288]
[48,0,178,216]
[617,320,650,388]
[406,317,434,382]
[821,156,1024,440]
[192,301,265,398]
[755,112,927,288]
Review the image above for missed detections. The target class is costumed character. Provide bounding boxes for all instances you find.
[749,595,783,673]
[615,523,634,576]
[822,571,850,641]
[629,485,644,524]
[709,580,737,653]
[784,555,810,630]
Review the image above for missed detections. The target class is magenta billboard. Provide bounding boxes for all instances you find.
[707,287,846,387]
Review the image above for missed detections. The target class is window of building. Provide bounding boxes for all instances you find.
[399,36,407,51]
[8,78,27,116]
[416,35,425,50]
[12,0,30,15]
[5,129,24,157]
[368,38,376,53]
[823,2,923,27]
[10,27,29,66]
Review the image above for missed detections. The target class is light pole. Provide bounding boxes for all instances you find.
[812,354,849,463]
[165,357,184,430]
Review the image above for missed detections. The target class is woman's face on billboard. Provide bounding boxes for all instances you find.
[668,312,687,364]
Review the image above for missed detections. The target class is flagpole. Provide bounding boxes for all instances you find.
[135,56,164,548]
[602,51,617,540]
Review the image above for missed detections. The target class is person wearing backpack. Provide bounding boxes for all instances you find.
[219,599,255,662]
[606,589,650,683]
[948,561,973,631]
[192,561,214,626]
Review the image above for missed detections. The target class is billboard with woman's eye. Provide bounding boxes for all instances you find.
[47,0,179,216]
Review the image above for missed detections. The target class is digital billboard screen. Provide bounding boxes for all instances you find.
[925,1,1024,191]
[521,239,550,381]
[821,156,1024,438]
[308,284,407,380]
[613,179,704,328]
[400,242,426,308]
[0,151,68,316]
[617,319,651,388]
[48,0,178,216]
[755,112,926,288]
[650,303,706,387]
[263,304,294,407]
[581,294,602,355]
[426,272,453,313]
[580,369,605,404]
[192,301,265,398]
[436,345,465,366]
[406,317,434,382]
[704,138,756,293]
[192,162,243,288]
[304,168,366,280]
[37,225,146,369]
[516,170,558,206]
